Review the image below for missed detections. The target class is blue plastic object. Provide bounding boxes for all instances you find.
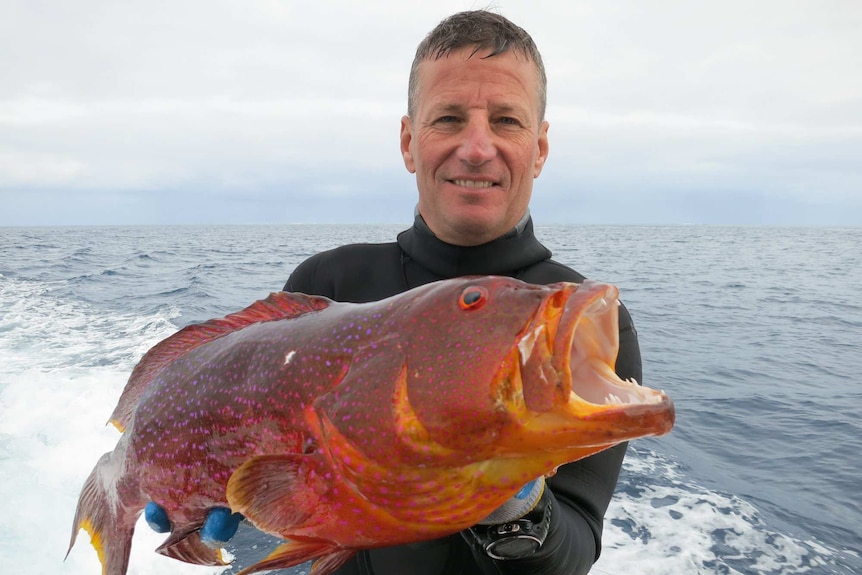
[144,501,171,533]
[200,507,244,544]
[514,478,541,500]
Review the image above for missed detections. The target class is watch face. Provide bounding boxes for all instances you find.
[468,497,552,560]
[486,534,542,560]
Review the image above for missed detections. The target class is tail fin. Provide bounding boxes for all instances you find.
[67,450,144,575]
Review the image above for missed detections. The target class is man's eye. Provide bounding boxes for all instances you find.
[436,115,460,123]
[497,117,520,126]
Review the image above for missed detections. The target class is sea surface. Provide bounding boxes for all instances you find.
[1,224,860,575]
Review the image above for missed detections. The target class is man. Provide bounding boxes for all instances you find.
[282,10,642,575]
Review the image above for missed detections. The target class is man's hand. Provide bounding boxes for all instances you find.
[479,477,545,525]
[144,501,243,546]
[200,507,244,546]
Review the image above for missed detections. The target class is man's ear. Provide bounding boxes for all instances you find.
[400,115,416,174]
[534,120,549,178]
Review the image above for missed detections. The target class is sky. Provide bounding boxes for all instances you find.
[1,0,860,226]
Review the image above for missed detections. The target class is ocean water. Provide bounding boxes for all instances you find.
[0,224,860,575]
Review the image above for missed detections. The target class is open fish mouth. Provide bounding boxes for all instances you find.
[501,280,674,446]
[562,283,666,408]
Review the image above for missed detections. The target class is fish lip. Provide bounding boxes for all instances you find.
[560,282,674,438]
[521,280,672,413]
[510,280,675,443]
[555,280,620,404]
[513,281,581,412]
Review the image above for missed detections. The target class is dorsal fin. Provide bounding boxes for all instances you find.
[109,291,333,431]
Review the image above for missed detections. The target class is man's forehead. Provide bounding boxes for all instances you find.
[416,51,538,111]
[416,49,537,92]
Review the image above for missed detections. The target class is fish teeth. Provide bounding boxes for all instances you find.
[605,393,624,405]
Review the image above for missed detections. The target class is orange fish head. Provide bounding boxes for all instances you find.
[397,277,674,467]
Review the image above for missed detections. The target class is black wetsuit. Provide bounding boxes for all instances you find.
[284,216,643,575]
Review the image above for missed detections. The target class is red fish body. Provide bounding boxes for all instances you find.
[68,276,674,575]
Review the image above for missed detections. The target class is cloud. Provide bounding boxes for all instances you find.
[1,0,860,226]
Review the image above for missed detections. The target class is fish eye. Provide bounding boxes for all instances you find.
[459,286,488,310]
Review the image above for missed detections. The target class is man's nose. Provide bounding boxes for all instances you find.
[457,118,496,166]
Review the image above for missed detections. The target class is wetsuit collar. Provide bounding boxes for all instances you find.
[396,213,552,278]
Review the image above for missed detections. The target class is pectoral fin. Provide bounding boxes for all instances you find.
[226,453,328,535]
[227,454,354,574]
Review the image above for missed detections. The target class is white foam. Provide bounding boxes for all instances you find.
[0,278,224,574]
[593,448,848,574]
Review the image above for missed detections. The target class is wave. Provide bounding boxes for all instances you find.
[598,447,860,575]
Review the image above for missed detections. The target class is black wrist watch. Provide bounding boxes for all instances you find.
[465,490,553,561]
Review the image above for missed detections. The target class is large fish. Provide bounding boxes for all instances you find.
[68,276,674,575]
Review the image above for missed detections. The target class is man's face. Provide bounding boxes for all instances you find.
[400,47,550,246]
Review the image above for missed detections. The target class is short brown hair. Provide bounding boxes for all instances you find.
[408,10,547,121]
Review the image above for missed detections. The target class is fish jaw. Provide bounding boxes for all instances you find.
[492,280,675,457]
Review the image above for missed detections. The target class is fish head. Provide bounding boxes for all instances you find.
[389,276,674,464]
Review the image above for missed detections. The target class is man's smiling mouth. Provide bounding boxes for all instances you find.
[452,179,496,188]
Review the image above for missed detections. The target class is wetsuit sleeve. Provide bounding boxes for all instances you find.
[285,244,406,303]
[465,301,642,575]
[284,253,333,298]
